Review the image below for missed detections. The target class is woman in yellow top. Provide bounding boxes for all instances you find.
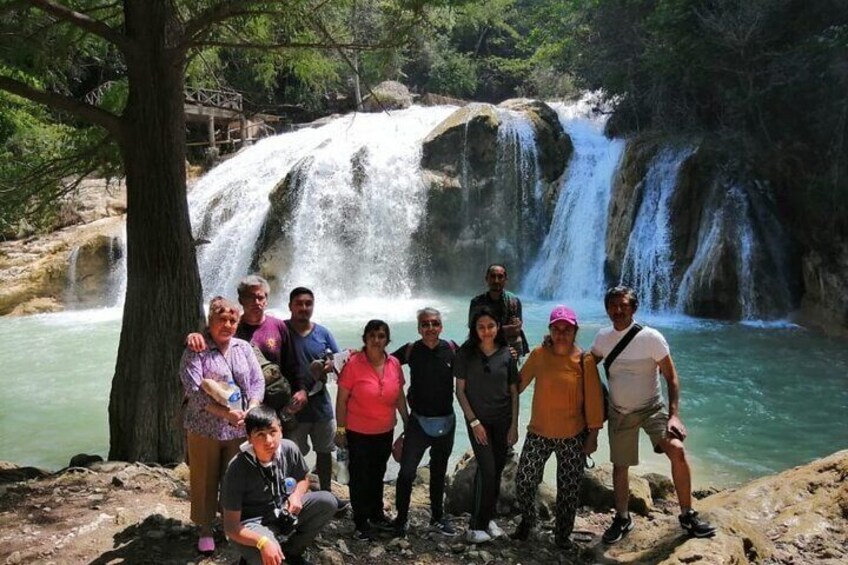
[511,305,604,549]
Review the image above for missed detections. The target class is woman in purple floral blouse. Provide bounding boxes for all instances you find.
[180,297,264,554]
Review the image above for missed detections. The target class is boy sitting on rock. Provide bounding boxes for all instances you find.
[222,406,335,565]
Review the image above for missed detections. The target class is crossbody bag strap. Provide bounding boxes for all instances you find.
[602,323,643,376]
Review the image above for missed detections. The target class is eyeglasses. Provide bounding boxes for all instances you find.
[482,358,491,374]
[419,320,442,329]
[243,293,267,302]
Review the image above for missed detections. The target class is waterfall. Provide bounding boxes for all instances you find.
[190,106,456,300]
[523,96,625,301]
[106,228,127,307]
[64,246,81,305]
[676,181,794,319]
[496,108,545,269]
[619,145,696,311]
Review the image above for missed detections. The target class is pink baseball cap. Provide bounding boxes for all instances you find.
[549,305,578,327]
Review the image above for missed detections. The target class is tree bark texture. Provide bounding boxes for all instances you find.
[108,0,204,463]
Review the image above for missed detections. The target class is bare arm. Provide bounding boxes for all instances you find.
[455,378,476,423]
[335,386,350,448]
[223,509,283,565]
[396,389,409,428]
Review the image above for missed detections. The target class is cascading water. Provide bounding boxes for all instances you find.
[191,106,457,300]
[523,96,625,301]
[64,246,81,305]
[106,228,127,306]
[675,181,794,319]
[619,146,696,311]
[495,109,545,269]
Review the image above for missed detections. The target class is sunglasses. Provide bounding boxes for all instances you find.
[419,320,442,329]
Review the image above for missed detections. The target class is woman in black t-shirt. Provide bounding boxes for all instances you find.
[455,306,519,544]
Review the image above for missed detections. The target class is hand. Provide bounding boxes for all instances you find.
[472,424,488,446]
[259,538,283,565]
[583,431,599,455]
[507,424,518,447]
[186,332,206,353]
[225,409,245,427]
[667,415,687,441]
[286,493,303,516]
[508,346,519,360]
[334,431,347,449]
[289,390,308,413]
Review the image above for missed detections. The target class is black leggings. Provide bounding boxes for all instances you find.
[395,416,455,524]
[468,418,511,530]
[347,430,393,530]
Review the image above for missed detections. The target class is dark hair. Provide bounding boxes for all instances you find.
[604,285,639,311]
[462,306,507,351]
[486,263,508,277]
[245,405,281,435]
[289,286,314,303]
[361,319,391,347]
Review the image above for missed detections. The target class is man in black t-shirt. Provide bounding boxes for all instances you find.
[390,307,458,538]
[222,406,335,565]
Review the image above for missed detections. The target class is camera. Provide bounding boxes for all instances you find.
[273,507,299,539]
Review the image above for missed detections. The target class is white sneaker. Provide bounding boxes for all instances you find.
[466,529,492,544]
[487,520,505,539]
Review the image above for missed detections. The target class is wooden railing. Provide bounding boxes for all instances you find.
[184,86,243,111]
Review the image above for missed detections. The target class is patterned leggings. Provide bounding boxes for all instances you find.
[515,431,585,541]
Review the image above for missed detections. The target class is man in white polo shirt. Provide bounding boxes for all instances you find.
[592,286,715,543]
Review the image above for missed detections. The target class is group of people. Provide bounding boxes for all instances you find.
[178,264,716,564]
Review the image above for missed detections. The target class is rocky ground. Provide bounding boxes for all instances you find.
[1,450,845,565]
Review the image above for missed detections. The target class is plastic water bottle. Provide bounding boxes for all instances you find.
[283,477,297,496]
[336,448,350,485]
[226,379,242,410]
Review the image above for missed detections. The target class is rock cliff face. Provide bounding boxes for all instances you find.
[607,137,800,319]
[0,216,124,316]
[415,100,572,291]
[797,245,848,337]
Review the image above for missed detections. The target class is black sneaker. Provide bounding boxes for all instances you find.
[509,520,531,541]
[679,509,716,538]
[393,519,409,538]
[602,514,634,544]
[370,514,395,532]
[354,528,376,542]
[430,517,457,537]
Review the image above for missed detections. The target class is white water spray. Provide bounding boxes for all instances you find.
[620,145,695,311]
[523,96,625,301]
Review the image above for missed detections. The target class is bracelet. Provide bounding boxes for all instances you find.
[256,536,269,550]
[469,419,481,428]
[336,426,346,434]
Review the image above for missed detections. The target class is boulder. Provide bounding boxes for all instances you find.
[0,462,50,483]
[0,215,125,316]
[416,100,572,291]
[498,98,573,184]
[360,81,413,112]
[580,463,653,515]
[796,245,848,337]
[444,449,555,519]
[250,154,316,286]
[642,472,676,501]
[68,454,104,469]
[591,450,848,564]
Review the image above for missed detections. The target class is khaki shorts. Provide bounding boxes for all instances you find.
[608,403,669,467]
[286,419,336,455]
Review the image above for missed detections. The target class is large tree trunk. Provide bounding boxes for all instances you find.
[108,1,204,463]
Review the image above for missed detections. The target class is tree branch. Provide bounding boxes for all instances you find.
[191,39,399,50]
[25,0,126,48]
[182,0,288,43]
[0,76,123,140]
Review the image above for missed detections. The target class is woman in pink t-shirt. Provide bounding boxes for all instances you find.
[335,319,408,541]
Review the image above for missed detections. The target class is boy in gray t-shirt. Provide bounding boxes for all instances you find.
[221,406,336,565]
